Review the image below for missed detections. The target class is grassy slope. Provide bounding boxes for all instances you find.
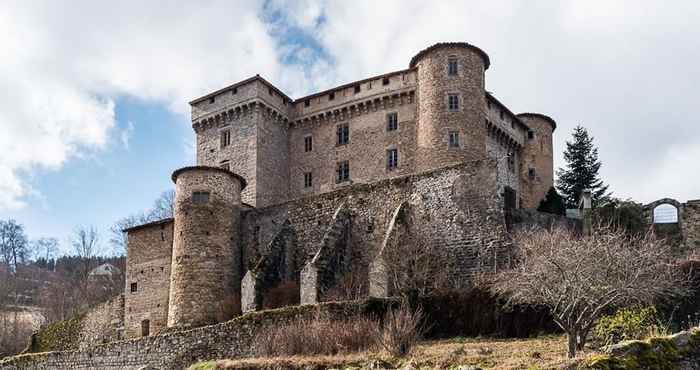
[189,335,600,369]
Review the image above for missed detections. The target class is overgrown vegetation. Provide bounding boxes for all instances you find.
[592,306,666,346]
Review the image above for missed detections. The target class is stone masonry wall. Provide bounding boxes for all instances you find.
[518,114,555,209]
[78,294,125,349]
[169,167,243,329]
[0,300,393,370]
[124,220,173,339]
[683,200,700,251]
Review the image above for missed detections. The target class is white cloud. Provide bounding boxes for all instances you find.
[120,122,135,151]
[0,0,301,210]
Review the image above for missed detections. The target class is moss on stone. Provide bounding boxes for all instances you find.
[588,335,684,369]
[26,313,86,353]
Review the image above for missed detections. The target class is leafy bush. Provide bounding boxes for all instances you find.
[593,306,663,346]
[252,309,377,356]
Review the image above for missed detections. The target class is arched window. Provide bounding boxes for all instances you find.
[653,204,678,224]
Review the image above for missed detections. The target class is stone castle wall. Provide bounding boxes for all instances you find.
[78,294,125,349]
[124,220,173,338]
[517,113,555,209]
[168,167,244,328]
[0,300,392,370]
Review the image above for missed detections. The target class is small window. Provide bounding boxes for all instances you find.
[387,149,398,170]
[336,161,350,183]
[354,85,361,94]
[448,131,460,148]
[528,168,536,179]
[219,161,230,171]
[220,130,231,148]
[130,283,137,293]
[192,191,210,204]
[268,87,273,96]
[329,92,335,101]
[141,319,150,337]
[304,99,310,107]
[386,112,398,131]
[382,77,390,85]
[528,130,535,140]
[304,172,313,188]
[507,153,515,173]
[232,87,237,95]
[337,123,349,145]
[304,135,313,152]
[209,96,215,104]
[448,58,458,76]
[448,94,459,111]
[487,100,492,109]
[500,110,504,120]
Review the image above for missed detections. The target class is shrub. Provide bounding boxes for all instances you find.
[375,304,426,357]
[252,309,377,356]
[592,306,663,346]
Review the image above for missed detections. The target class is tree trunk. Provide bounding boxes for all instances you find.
[577,327,590,351]
[567,332,577,358]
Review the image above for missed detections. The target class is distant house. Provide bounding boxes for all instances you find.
[88,263,121,279]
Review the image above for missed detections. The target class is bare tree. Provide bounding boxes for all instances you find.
[0,219,28,273]
[32,237,59,265]
[493,226,688,358]
[148,189,175,220]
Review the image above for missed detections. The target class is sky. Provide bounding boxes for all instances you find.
[1,0,699,255]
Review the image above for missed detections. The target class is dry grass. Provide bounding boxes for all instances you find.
[191,335,603,369]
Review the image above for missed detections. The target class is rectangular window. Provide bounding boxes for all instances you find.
[232,87,237,95]
[268,87,273,96]
[209,96,215,104]
[382,77,390,85]
[304,135,313,152]
[354,85,361,94]
[336,161,350,183]
[329,92,335,100]
[448,94,459,111]
[220,129,231,148]
[500,110,504,119]
[386,112,398,131]
[507,153,515,173]
[219,161,230,171]
[448,58,458,75]
[528,130,535,140]
[192,191,210,204]
[387,149,398,170]
[449,131,460,148]
[130,282,137,293]
[304,172,313,188]
[528,168,536,179]
[337,123,349,145]
[304,99,310,107]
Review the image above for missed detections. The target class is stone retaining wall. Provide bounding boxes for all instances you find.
[0,299,390,370]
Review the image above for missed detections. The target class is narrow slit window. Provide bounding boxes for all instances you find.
[304,135,313,152]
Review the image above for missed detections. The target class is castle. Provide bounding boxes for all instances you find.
[122,42,557,339]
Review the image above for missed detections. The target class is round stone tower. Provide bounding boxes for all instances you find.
[410,42,491,172]
[167,166,246,328]
[517,113,556,209]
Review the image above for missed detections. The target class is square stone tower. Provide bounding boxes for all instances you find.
[190,76,292,207]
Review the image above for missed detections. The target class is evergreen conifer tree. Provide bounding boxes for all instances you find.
[537,187,566,215]
[556,125,610,208]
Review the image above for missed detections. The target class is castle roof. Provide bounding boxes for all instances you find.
[122,217,173,233]
[485,92,529,131]
[171,166,248,190]
[189,75,294,106]
[409,42,491,69]
[293,68,415,103]
[516,113,557,131]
